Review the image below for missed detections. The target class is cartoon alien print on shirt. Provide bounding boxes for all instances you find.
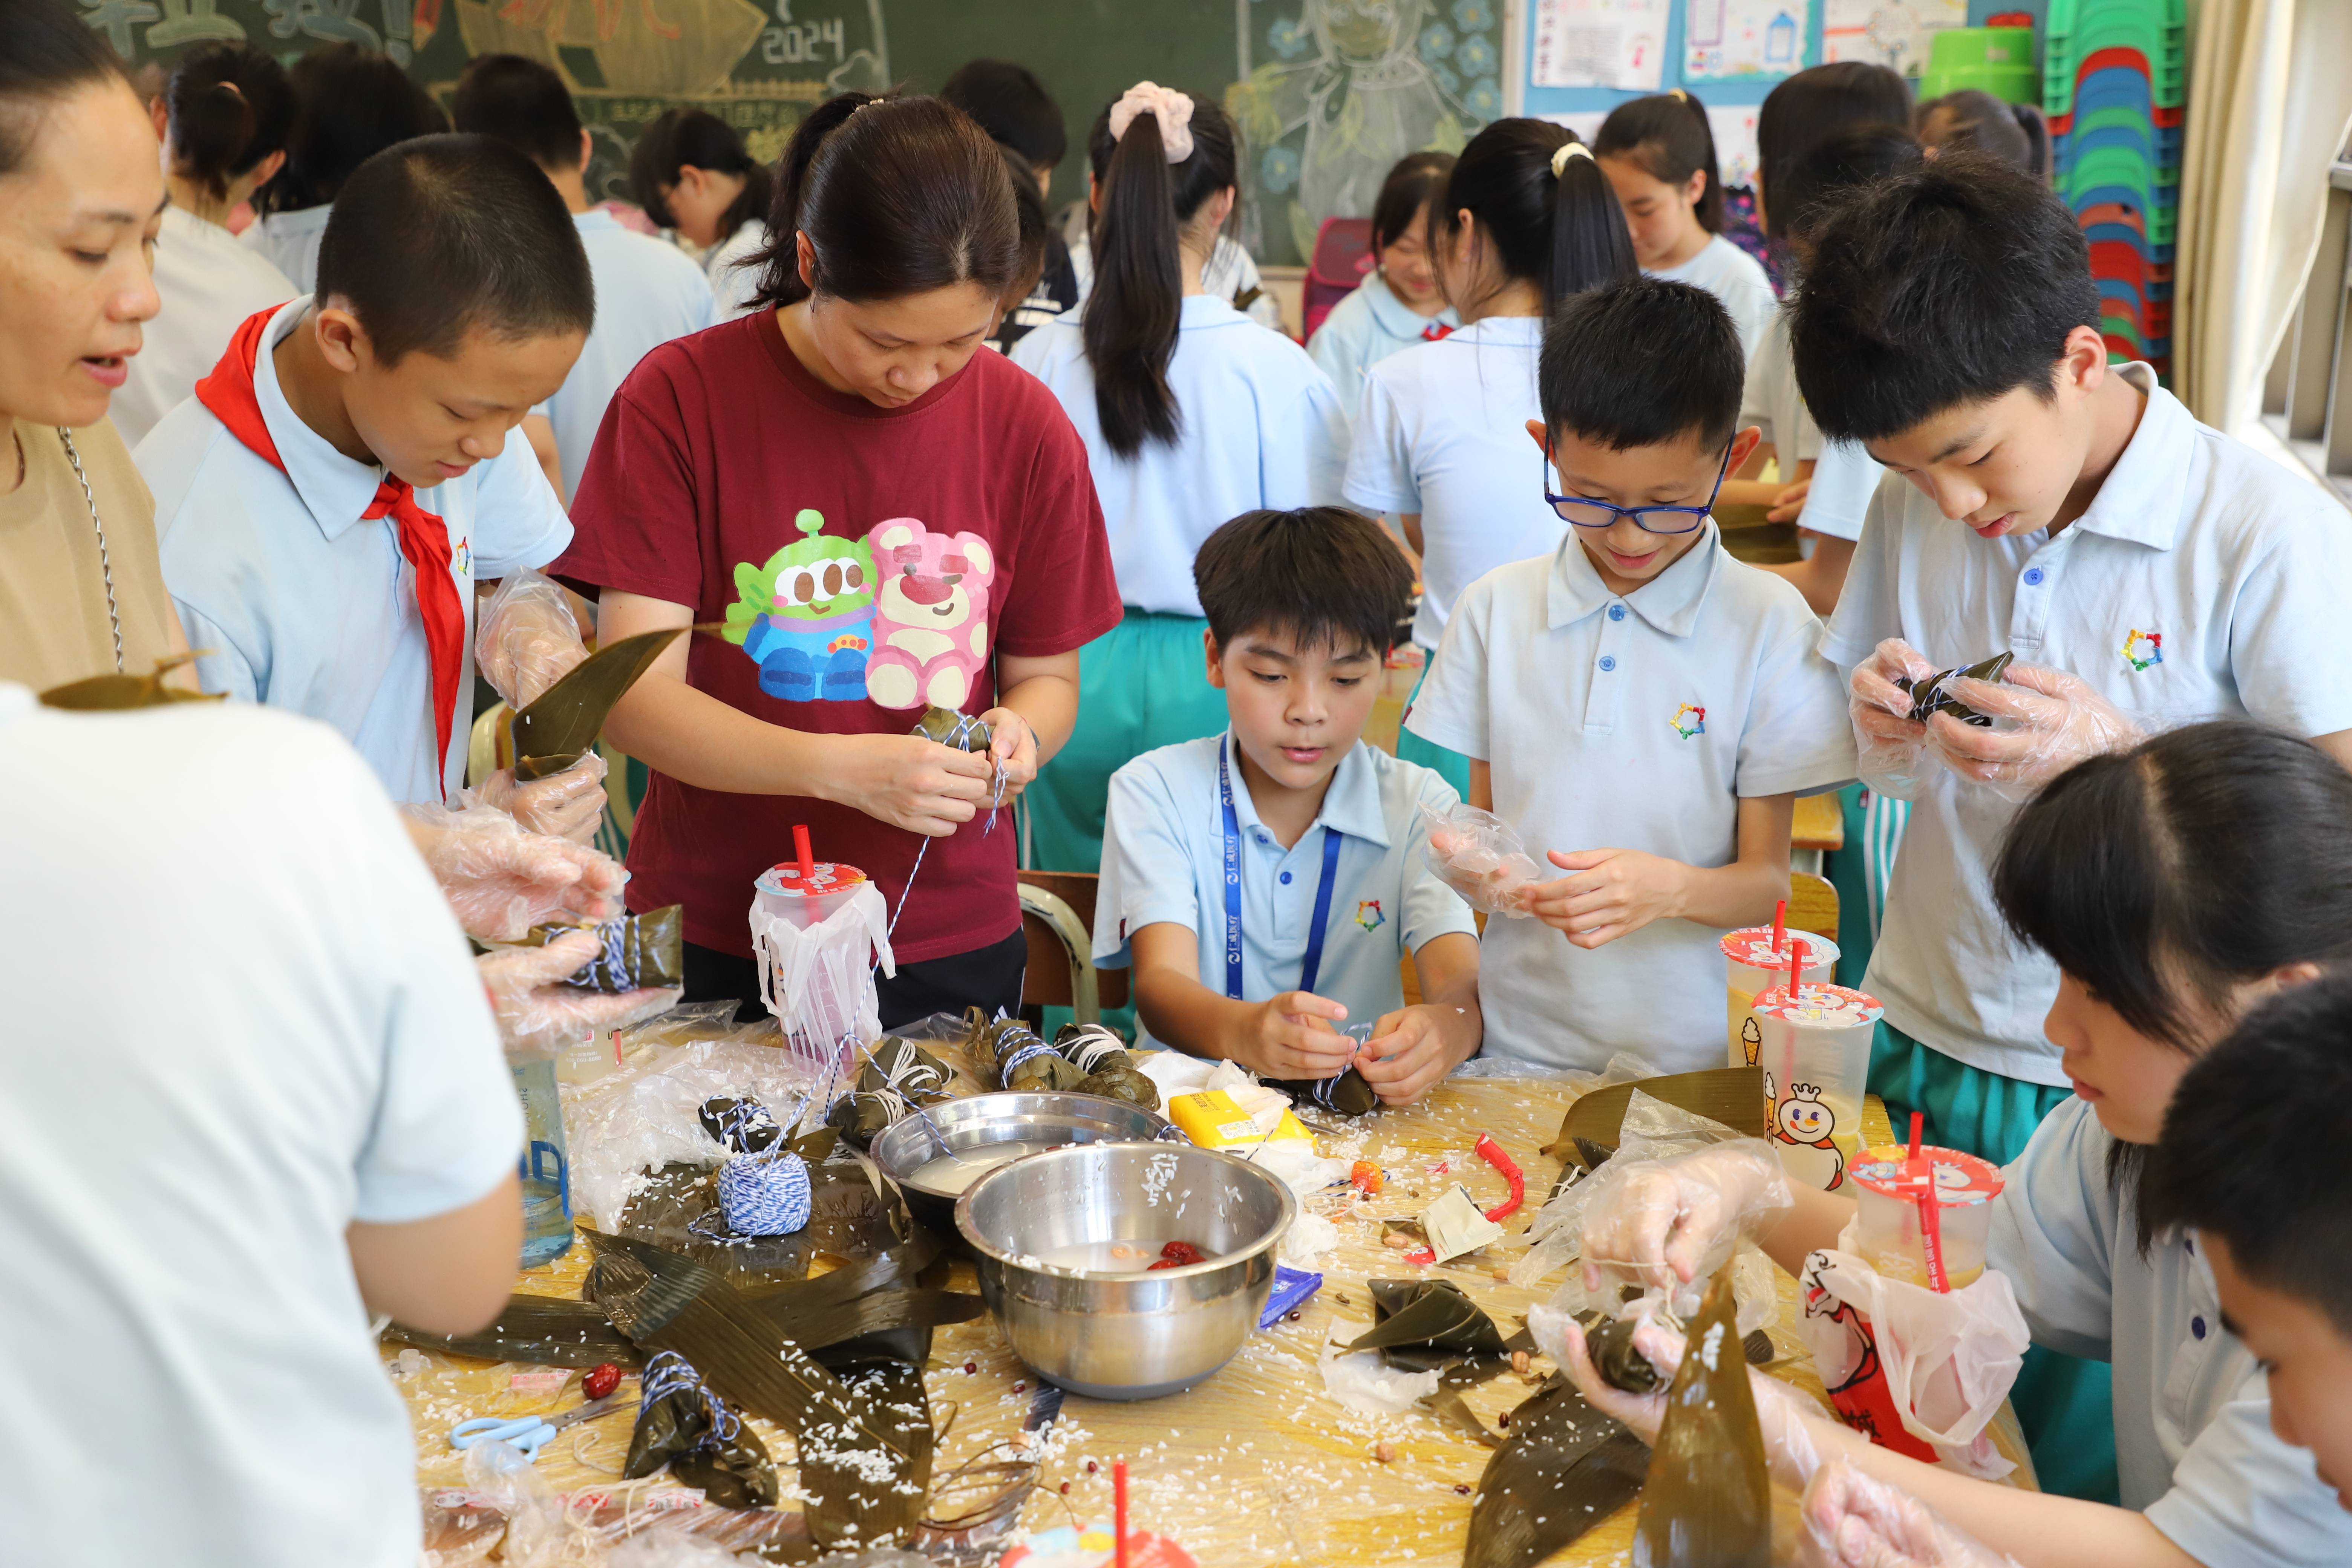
[723,508,876,701]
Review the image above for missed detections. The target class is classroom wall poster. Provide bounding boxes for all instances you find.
[1681,0,1810,80]
[1820,0,1966,75]
[1530,0,1667,91]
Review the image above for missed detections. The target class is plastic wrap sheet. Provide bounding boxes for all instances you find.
[389,1063,2032,1565]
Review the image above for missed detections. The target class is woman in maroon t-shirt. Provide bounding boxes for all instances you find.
[557,92,1121,1024]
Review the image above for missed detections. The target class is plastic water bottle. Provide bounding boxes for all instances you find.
[512,1055,574,1267]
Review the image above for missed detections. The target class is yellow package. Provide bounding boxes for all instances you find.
[1167,1089,1313,1151]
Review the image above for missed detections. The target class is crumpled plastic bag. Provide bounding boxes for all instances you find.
[1419,799,1542,916]
[1796,1459,2025,1568]
[1797,1240,2030,1479]
[401,799,627,943]
[750,880,895,1069]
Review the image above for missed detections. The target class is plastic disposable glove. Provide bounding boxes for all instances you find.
[475,567,588,710]
[1928,661,2141,802]
[1419,800,1542,915]
[1797,1460,2023,1568]
[479,929,680,1057]
[1576,1141,1793,1295]
[1847,639,1942,800]
[402,801,626,942]
[474,749,609,845]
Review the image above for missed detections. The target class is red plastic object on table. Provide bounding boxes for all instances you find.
[1475,1134,1526,1222]
[1302,217,1376,342]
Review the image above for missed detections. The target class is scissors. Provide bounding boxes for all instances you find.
[448,1392,635,1459]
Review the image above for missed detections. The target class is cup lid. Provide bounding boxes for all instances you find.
[1851,1144,2003,1206]
[755,861,868,897]
[1721,925,1842,968]
[1751,981,1883,1027]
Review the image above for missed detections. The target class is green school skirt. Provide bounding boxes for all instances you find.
[1023,609,1228,874]
[1393,656,1473,797]
[1824,784,1911,987]
[1870,1020,2123,1504]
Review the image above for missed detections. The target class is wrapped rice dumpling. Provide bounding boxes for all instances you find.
[1464,1375,1647,1568]
[1345,1279,1522,1372]
[827,1035,957,1147]
[1631,1263,1770,1568]
[914,704,992,752]
[1896,651,2014,728]
[39,652,223,710]
[524,905,684,992]
[1268,1067,1379,1116]
[1052,1023,1161,1110]
[969,1009,1081,1093]
[1588,1313,1664,1394]
[624,1349,779,1510]
[509,626,687,780]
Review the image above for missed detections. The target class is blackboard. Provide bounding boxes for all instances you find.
[77,0,1504,266]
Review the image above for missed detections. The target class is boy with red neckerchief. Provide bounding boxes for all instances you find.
[137,133,598,833]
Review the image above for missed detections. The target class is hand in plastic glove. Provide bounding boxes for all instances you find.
[476,567,588,709]
[1928,661,2140,801]
[402,802,626,943]
[1799,1461,2023,1568]
[1848,639,1942,801]
[476,750,609,845]
[1422,804,1542,916]
[1577,1142,1793,1295]
[479,929,680,1056]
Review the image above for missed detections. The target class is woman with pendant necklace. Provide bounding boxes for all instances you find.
[0,0,192,692]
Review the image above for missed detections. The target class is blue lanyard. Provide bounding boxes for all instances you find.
[1219,736,1346,1001]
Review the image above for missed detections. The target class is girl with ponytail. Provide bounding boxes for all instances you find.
[628,107,775,321]
[1342,119,1635,796]
[560,90,1121,1027]
[113,43,298,447]
[1594,89,1776,356]
[1012,82,1349,874]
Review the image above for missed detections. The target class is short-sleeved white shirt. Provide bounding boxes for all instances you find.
[1306,270,1457,403]
[239,203,331,294]
[1738,309,1876,544]
[1989,1099,2352,1562]
[1095,733,1479,1044]
[1011,294,1349,617]
[704,217,768,323]
[550,211,717,499]
[1343,316,1565,649]
[0,686,520,1568]
[1407,525,1856,1071]
[114,205,297,449]
[1649,234,1777,360]
[139,295,574,804]
[1822,364,2352,1083]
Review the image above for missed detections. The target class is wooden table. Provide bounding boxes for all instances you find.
[388,1077,2021,1564]
[1792,791,1846,876]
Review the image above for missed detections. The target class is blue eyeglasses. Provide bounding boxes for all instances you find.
[1542,439,1734,535]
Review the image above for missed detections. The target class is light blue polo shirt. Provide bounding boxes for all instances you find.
[1991,1098,2352,1563]
[1306,270,1457,403]
[548,210,715,499]
[1093,733,1479,1044]
[139,296,573,804]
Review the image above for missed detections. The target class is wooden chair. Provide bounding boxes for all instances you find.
[1019,871,1127,1025]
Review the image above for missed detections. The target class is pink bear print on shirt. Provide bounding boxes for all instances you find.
[862,518,995,710]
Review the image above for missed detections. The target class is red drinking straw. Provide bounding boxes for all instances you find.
[1770,897,1787,953]
[1114,1459,1130,1568]
[792,822,815,887]
[1908,1111,1923,1162]
[1906,1112,1950,1291]
[1787,936,1808,1004]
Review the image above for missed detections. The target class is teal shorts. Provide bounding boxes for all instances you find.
[1871,1020,2122,1504]
[1393,657,1472,797]
[1023,609,1228,874]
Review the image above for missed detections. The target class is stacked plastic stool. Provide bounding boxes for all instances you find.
[2046,0,2186,377]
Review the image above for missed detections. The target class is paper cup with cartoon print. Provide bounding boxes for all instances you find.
[1723,926,1840,1066]
[1851,1145,2003,1289]
[1749,981,1881,1192]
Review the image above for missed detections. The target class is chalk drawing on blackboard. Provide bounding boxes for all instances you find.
[1228,0,1495,266]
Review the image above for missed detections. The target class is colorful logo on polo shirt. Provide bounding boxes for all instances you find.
[2121,629,2164,672]
[452,535,472,578]
[1669,703,1706,739]
[1355,899,1386,932]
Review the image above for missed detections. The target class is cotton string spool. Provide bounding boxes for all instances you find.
[707,1100,811,1237]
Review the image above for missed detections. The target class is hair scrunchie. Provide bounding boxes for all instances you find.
[1550,141,1594,178]
[1109,81,1195,164]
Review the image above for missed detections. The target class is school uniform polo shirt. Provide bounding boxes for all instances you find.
[1991,1099,2352,1563]
[1406,524,1855,1072]
[139,296,573,804]
[548,211,717,499]
[1822,363,2352,1084]
[1344,317,1564,649]
[1093,733,1479,1045]
[1738,309,1876,544]
[1306,270,1457,403]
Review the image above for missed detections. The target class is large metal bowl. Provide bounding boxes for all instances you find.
[869,1091,1176,1236]
[956,1141,1296,1400]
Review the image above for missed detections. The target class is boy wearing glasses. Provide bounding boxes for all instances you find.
[1404,276,1853,1072]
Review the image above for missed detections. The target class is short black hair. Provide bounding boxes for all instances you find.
[2144,972,2352,1338]
[1000,144,1050,306]
[1788,151,2099,443]
[1195,507,1411,658]
[451,53,583,172]
[315,133,593,366]
[1772,121,1920,245]
[261,41,446,212]
[941,59,1066,172]
[1756,61,1912,228]
[1541,276,1742,452]
[1372,150,1454,253]
[0,0,128,178]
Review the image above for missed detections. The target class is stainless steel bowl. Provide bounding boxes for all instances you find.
[956,1141,1296,1400]
[869,1091,1176,1236]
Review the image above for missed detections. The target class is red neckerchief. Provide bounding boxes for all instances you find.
[195,306,466,798]
[1421,322,1456,341]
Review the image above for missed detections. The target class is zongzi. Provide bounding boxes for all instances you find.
[509,626,687,779]
[1631,1263,1770,1568]
[827,1036,956,1147]
[1464,1375,1648,1568]
[1267,1067,1380,1116]
[1895,651,2014,728]
[1345,1279,1521,1372]
[625,1349,779,1509]
[913,704,991,752]
[969,1009,1081,1093]
[1588,1314,1664,1394]
[525,905,684,991]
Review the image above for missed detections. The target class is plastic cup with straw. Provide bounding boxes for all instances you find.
[1749,940,1882,1191]
[1850,1114,2004,1289]
[1721,897,1838,1065]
